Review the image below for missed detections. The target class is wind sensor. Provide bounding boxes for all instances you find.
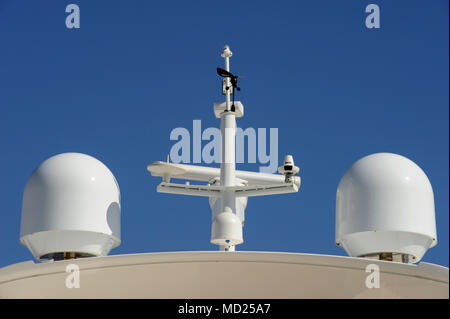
[216,64,242,112]
[147,45,301,251]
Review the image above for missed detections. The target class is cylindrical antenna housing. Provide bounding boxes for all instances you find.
[211,207,243,247]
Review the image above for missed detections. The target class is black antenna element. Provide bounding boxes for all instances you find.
[217,67,242,112]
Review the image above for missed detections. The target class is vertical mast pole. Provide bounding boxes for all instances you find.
[219,45,237,251]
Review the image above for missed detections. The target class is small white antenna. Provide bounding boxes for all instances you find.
[221,44,233,58]
[147,46,301,251]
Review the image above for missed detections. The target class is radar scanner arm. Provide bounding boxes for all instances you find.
[147,161,300,197]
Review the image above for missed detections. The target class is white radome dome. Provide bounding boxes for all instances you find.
[20,153,121,260]
[335,153,437,263]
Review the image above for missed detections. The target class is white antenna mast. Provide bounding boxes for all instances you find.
[147,45,301,251]
[219,45,237,251]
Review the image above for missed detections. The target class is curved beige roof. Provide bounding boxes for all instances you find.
[0,251,448,298]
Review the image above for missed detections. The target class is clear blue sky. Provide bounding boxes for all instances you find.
[0,0,448,268]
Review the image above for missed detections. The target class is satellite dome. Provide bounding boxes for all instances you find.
[335,153,437,263]
[20,153,121,261]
